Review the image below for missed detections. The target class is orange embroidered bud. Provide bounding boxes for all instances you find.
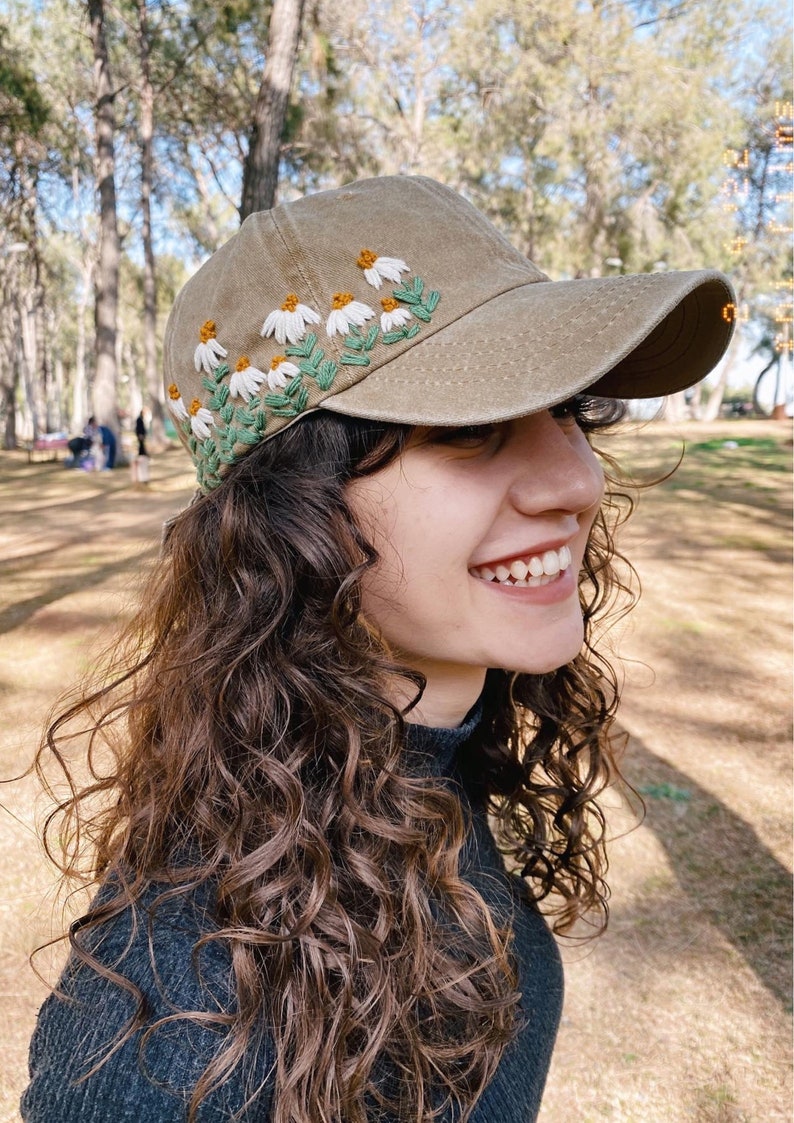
[381,297,399,312]
[168,383,181,400]
[357,249,377,270]
[236,356,250,371]
[281,293,299,312]
[189,398,203,416]
[332,292,354,309]
[271,355,287,369]
[199,320,217,343]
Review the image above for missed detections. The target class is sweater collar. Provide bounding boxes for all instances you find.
[403,696,484,778]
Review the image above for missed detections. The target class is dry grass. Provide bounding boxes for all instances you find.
[1,421,791,1122]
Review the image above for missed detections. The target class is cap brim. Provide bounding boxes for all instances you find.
[322,269,734,425]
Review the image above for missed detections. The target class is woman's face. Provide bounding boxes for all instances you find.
[346,408,605,723]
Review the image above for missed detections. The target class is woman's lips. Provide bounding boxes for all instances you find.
[469,544,572,586]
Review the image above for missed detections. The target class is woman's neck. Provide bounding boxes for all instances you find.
[396,664,487,729]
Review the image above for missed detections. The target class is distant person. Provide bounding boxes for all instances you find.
[84,415,116,470]
[23,178,736,1123]
[135,411,148,457]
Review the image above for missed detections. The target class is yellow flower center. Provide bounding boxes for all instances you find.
[189,398,203,416]
[199,320,216,343]
[270,355,286,370]
[281,293,299,312]
[357,249,377,269]
[332,292,354,310]
[381,297,399,312]
[236,356,250,371]
[168,383,181,400]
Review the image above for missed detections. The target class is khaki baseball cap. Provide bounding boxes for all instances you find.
[164,175,736,491]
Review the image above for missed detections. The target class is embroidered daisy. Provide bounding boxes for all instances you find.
[167,382,189,421]
[261,293,321,345]
[380,297,412,332]
[356,249,410,289]
[188,398,214,440]
[326,292,375,338]
[194,320,227,374]
[229,357,268,401]
[267,355,301,390]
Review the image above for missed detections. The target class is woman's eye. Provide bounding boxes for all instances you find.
[429,424,501,448]
[550,397,586,424]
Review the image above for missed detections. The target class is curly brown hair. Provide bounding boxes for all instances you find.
[36,400,635,1123]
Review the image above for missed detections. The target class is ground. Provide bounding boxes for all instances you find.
[0,420,791,1122]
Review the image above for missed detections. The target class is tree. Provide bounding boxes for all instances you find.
[88,0,120,432]
[240,0,306,217]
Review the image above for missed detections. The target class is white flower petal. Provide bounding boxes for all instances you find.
[190,407,214,440]
[229,365,267,401]
[374,256,409,282]
[326,308,350,338]
[168,395,188,421]
[381,307,412,332]
[364,267,383,289]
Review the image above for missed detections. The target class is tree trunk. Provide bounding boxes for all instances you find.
[240,0,305,220]
[88,0,120,431]
[136,0,166,449]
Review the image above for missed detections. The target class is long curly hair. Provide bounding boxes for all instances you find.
[36,399,635,1123]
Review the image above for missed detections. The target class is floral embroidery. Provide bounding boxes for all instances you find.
[188,397,214,440]
[356,249,409,289]
[380,296,412,333]
[167,382,189,421]
[229,357,267,401]
[326,292,375,338]
[268,355,301,390]
[261,294,321,345]
[183,261,442,492]
[194,321,227,374]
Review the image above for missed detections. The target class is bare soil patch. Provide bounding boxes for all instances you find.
[1,422,791,1122]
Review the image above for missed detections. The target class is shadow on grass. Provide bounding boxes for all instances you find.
[622,729,793,1012]
[0,545,158,636]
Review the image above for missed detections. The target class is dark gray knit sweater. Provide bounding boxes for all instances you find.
[22,710,563,1121]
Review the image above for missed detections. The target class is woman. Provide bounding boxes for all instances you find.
[23,177,734,1122]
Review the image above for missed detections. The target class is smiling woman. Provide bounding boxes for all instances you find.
[23,177,734,1123]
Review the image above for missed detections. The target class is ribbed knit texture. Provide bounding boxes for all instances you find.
[22,708,562,1121]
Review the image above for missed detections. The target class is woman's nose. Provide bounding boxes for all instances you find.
[506,411,605,516]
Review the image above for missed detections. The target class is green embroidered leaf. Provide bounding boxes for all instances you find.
[214,362,229,380]
[295,386,309,411]
[272,404,299,416]
[234,407,257,427]
[219,403,235,424]
[254,409,268,431]
[412,276,424,296]
[236,428,261,446]
[219,449,237,464]
[285,333,317,360]
[426,290,440,312]
[188,435,198,454]
[344,334,365,351]
[341,352,370,367]
[264,392,291,408]
[202,376,217,394]
[316,359,337,390]
[203,438,217,456]
[405,322,421,339]
[299,359,319,376]
[207,383,229,410]
[412,306,431,322]
[382,330,406,344]
[393,287,420,305]
[365,324,380,350]
[286,374,303,396]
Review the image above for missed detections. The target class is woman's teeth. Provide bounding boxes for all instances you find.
[471,545,572,587]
